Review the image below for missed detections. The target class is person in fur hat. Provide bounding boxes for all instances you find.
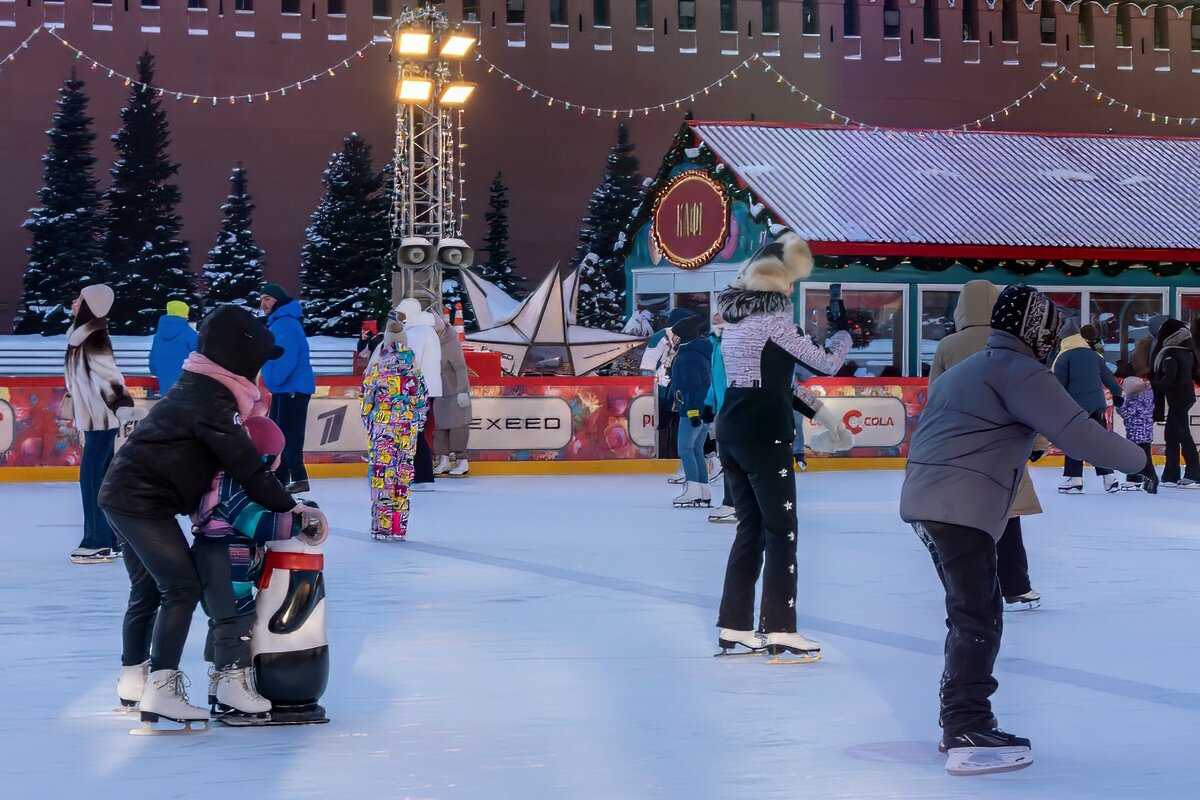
[64,284,135,564]
[900,285,1154,775]
[713,231,853,660]
[99,305,328,728]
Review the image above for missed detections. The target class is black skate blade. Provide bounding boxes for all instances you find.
[214,711,273,727]
[218,704,329,726]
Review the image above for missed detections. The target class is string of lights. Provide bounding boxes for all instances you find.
[0,25,42,72]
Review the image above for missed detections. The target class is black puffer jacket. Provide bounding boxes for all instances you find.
[99,371,297,519]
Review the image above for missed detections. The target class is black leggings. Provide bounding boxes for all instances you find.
[269,392,311,485]
[1162,401,1199,483]
[996,517,1031,599]
[106,512,202,672]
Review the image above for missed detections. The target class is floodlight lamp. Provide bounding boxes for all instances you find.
[440,33,476,58]
[439,82,476,107]
[396,29,432,57]
[398,77,434,103]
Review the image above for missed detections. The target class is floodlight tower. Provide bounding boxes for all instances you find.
[390,4,478,311]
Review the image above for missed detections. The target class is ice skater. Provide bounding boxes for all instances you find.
[1114,360,1156,490]
[668,313,714,508]
[1053,322,1124,494]
[100,305,328,733]
[361,318,428,541]
[191,414,327,723]
[900,285,1156,775]
[1149,318,1200,487]
[712,231,851,661]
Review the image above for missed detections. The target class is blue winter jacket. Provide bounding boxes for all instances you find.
[670,337,714,419]
[148,314,197,395]
[261,300,316,394]
[1053,334,1122,414]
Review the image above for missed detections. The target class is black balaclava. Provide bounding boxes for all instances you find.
[990,284,1062,361]
[198,305,284,381]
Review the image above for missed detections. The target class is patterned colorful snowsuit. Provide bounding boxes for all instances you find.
[361,343,428,538]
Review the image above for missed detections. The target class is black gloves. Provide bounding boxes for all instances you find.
[1030,449,1046,463]
[701,406,715,424]
[1112,396,1124,408]
[827,300,849,333]
[689,415,701,428]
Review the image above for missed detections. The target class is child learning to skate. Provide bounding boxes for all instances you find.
[1115,359,1156,490]
[191,414,326,721]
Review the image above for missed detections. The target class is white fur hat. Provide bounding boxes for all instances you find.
[80,283,114,318]
[730,231,814,294]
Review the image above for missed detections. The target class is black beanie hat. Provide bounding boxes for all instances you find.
[198,305,284,381]
[991,284,1062,361]
[671,314,707,343]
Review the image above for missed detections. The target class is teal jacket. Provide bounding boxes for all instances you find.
[705,334,727,413]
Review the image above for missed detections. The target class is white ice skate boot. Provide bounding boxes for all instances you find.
[706,454,723,483]
[673,482,710,508]
[700,482,712,506]
[667,465,686,484]
[1004,590,1042,612]
[1058,477,1083,494]
[715,628,765,655]
[449,458,470,477]
[432,455,451,475]
[116,660,149,710]
[134,669,210,734]
[708,505,737,524]
[1103,474,1119,493]
[764,631,822,664]
[214,666,272,720]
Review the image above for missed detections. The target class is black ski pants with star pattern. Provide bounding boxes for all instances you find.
[716,439,800,634]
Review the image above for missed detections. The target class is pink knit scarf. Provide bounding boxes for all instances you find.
[182,353,268,418]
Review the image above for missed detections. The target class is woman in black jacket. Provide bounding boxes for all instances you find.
[1150,318,1200,486]
[99,305,328,728]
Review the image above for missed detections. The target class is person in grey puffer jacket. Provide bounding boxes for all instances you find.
[900,284,1155,774]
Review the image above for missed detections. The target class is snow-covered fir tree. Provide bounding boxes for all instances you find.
[574,252,625,332]
[103,50,193,333]
[203,164,264,313]
[16,71,106,334]
[476,173,526,299]
[570,123,644,296]
[300,133,391,336]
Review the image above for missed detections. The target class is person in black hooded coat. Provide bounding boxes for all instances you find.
[99,305,329,724]
[1149,317,1200,486]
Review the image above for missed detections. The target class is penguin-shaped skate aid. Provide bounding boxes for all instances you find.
[252,531,330,725]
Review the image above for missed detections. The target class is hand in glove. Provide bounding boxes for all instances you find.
[688,413,701,428]
[701,406,715,425]
[826,304,850,333]
[1029,449,1046,463]
[1141,454,1159,495]
[456,392,471,408]
[1112,395,1124,408]
[293,503,329,546]
[807,403,854,453]
[115,405,137,424]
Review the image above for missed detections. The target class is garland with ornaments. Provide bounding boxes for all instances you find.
[0,23,1198,128]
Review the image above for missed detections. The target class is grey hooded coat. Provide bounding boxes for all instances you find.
[901,330,1146,540]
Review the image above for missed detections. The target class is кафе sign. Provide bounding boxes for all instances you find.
[650,169,730,270]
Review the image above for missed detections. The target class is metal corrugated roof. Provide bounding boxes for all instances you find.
[689,123,1200,256]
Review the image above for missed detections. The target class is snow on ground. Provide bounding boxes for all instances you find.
[4,468,1199,799]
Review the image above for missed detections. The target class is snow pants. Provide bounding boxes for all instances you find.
[913,520,1002,739]
[369,422,419,536]
[996,517,1031,600]
[106,512,202,672]
[1162,400,1200,483]
[79,429,118,551]
[716,439,799,634]
[192,535,259,670]
[270,392,310,485]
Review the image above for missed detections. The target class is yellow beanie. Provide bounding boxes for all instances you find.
[166,300,189,318]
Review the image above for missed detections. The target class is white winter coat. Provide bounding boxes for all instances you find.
[397,298,444,397]
[63,320,133,432]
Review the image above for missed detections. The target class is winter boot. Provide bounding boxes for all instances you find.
[432,455,451,475]
[117,660,150,709]
[716,628,765,654]
[1103,474,1119,493]
[673,482,709,508]
[941,728,1033,776]
[286,480,311,494]
[1004,590,1042,612]
[707,505,737,524]
[214,666,272,717]
[1057,477,1083,494]
[139,669,210,724]
[449,458,470,477]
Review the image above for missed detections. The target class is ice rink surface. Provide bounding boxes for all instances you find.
[4,468,1198,799]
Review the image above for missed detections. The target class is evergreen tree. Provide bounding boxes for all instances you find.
[574,252,625,332]
[476,173,526,299]
[103,50,193,334]
[570,123,644,296]
[300,133,392,336]
[16,71,106,334]
[203,164,265,313]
